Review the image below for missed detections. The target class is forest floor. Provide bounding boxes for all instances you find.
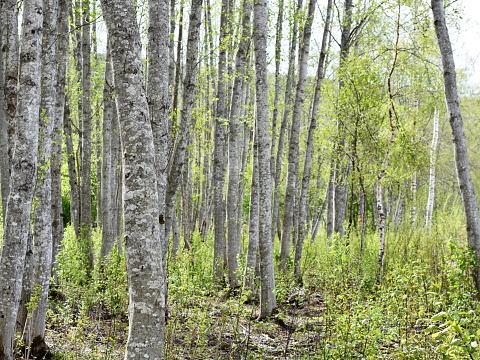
[44,287,327,359]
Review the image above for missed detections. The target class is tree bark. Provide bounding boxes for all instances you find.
[425,109,439,229]
[272,0,302,244]
[226,0,251,289]
[51,0,70,281]
[213,0,231,284]
[0,0,19,217]
[100,0,167,356]
[253,0,276,319]
[293,0,332,281]
[280,0,316,272]
[28,0,59,352]
[80,0,93,270]
[0,0,43,356]
[431,0,480,292]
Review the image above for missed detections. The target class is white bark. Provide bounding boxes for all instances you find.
[0,0,43,356]
[80,0,93,269]
[100,0,166,357]
[253,0,276,318]
[280,0,316,272]
[425,109,439,229]
[213,0,231,282]
[294,0,332,281]
[28,0,59,351]
[226,0,252,288]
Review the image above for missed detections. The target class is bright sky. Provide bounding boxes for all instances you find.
[452,0,480,89]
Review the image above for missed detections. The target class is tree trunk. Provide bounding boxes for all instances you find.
[431,0,480,293]
[0,0,43,356]
[272,0,302,244]
[244,129,259,299]
[100,0,166,356]
[253,0,276,318]
[280,0,316,272]
[0,0,19,218]
[80,0,93,270]
[51,0,70,281]
[28,0,59,353]
[425,109,439,229]
[213,0,231,284]
[165,0,203,241]
[147,0,169,309]
[293,0,332,281]
[100,46,121,259]
[226,0,251,289]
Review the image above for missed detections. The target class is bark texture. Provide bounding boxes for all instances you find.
[253,0,276,319]
[100,0,166,357]
[0,0,43,356]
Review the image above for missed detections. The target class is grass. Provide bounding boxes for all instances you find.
[38,210,480,359]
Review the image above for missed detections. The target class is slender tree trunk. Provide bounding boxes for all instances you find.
[333,0,353,237]
[272,0,302,244]
[0,0,43,356]
[244,129,259,299]
[293,0,332,281]
[226,0,251,288]
[425,109,439,229]
[100,0,166,356]
[27,0,59,353]
[100,46,121,259]
[0,17,7,222]
[51,0,70,281]
[80,0,93,270]
[64,100,81,236]
[213,0,231,283]
[432,0,480,293]
[165,0,203,242]
[253,0,276,318]
[280,0,316,272]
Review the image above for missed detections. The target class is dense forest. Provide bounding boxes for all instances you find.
[1,0,480,358]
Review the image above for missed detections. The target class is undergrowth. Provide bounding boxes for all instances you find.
[44,210,480,359]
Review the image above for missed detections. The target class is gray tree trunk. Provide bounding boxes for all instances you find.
[147,0,169,307]
[28,0,59,352]
[431,0,480,292]
[64,99,81,237]
[280,0,316,272]
[0,0,43,356]
[0,0,19,217]
[333,0,353,237]
[293,0,332,281]
[165,0,203,242]
[272,0,302,244]
[100,0,166,356]
[213,0,231,283]
[226,0,251,289]
[244,129,259,299]
[253,0,276,318]
[80,0,93,270]
[100,46,121,259]
[51,0,70,281]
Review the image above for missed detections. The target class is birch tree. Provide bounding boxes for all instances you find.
[253,0,276,318]
[0,0,43,356]
[425,109,439,229]
[100,0,166,356]
[28,0,59,353]
[279,0,316,271]
[226,0,252,289]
